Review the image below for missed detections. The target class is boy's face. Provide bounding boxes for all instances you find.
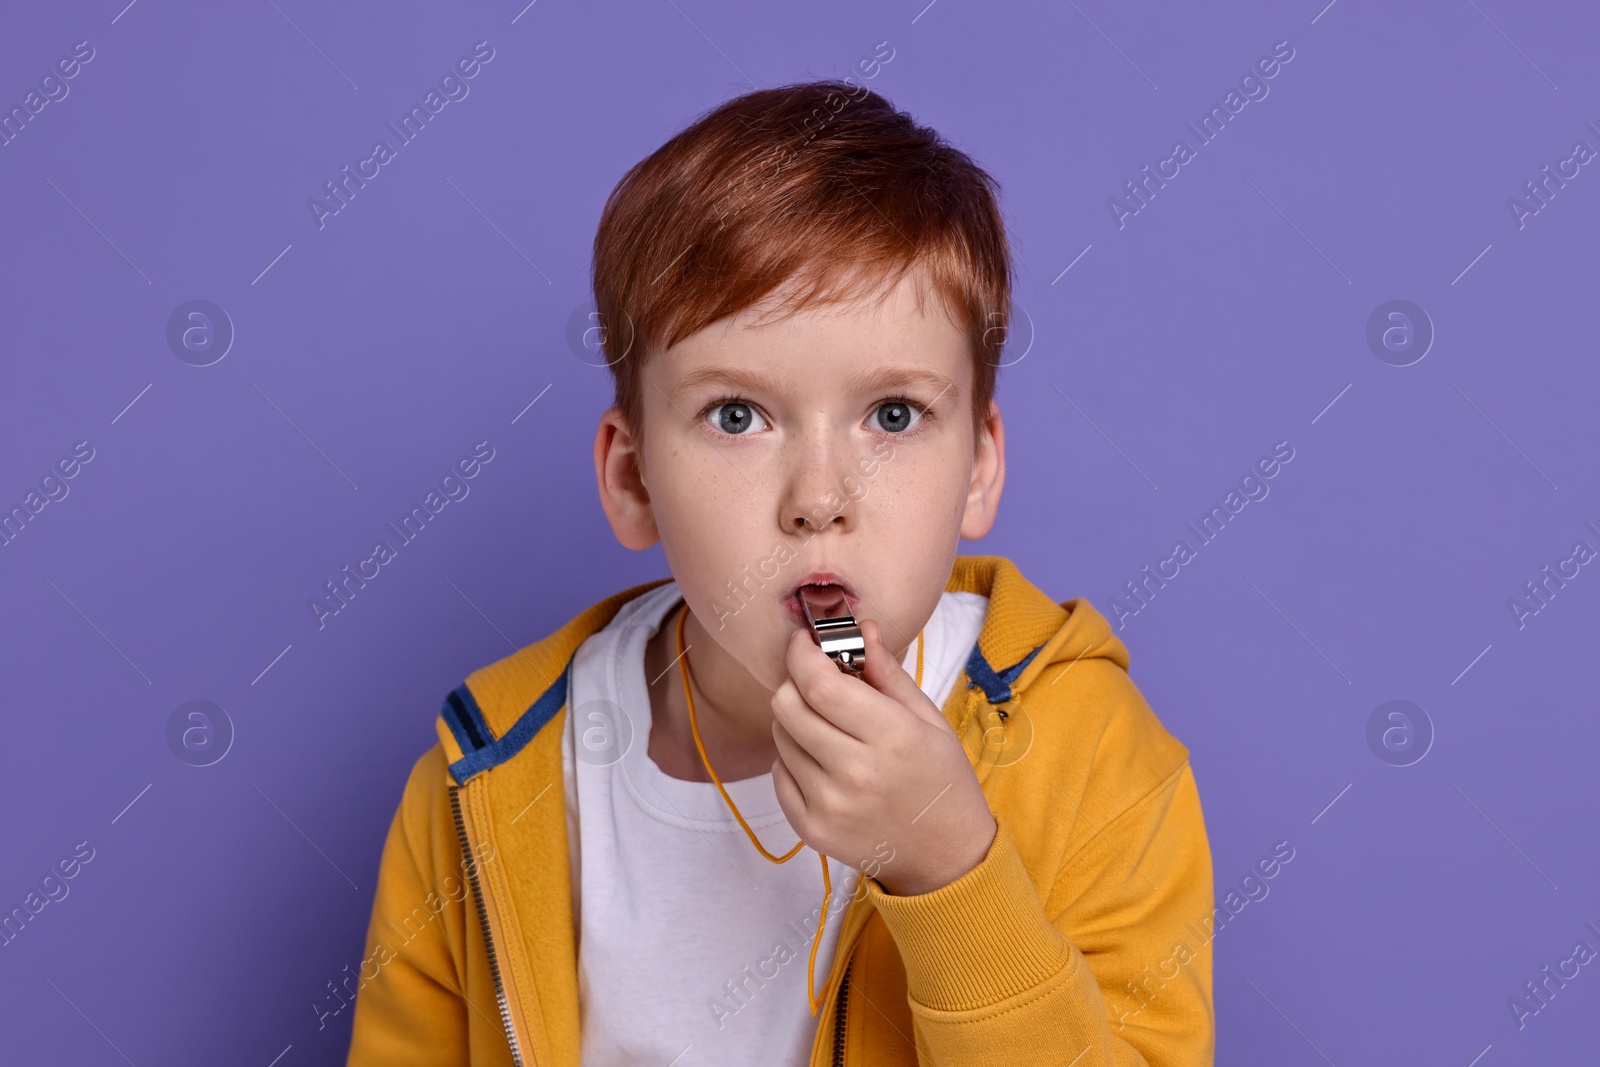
[595,267,1005,694]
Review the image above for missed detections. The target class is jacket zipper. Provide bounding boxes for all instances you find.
[450,784,529,1067]
[830,958,852,1067]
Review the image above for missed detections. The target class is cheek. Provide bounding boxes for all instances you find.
[656,477,776,619]
[863,445,969,522]
[648,448,715,529]
[660,469,763,553]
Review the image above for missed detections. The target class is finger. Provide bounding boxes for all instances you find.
[768,681,857,771]
[770,717,828,801]
[858,619,949,729]
[785,627,891,743]
[771,746,812,838]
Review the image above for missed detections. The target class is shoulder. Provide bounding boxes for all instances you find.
[997,645,1195,867]
[385,742,464,877]
[1061,656,1190,809]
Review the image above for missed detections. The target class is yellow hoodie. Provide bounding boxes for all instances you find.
[345,554,1215,1066]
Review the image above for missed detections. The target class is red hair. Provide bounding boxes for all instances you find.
[590,79,1013,446]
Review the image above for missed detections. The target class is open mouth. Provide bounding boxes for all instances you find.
[795,583,852,619]
[784,573,860,630]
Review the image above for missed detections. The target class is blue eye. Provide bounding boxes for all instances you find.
[706,401,768,436]
[875,399,924,433]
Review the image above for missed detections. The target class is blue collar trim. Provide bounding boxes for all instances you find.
[445,660,572,785]
[964,642,1043,704]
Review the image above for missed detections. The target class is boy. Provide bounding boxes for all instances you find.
[347,80,1214,1066]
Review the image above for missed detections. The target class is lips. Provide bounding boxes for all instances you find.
[785,571,860,625]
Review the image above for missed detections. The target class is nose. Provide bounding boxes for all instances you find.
[777,426,859,537]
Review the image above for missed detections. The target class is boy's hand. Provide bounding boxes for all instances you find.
[770,617,997,897]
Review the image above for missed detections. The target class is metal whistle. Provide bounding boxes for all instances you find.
[797,587,867,679]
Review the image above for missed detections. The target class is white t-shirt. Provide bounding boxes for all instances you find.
[560,580,988,1066]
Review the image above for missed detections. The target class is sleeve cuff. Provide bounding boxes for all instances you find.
[862,811,1074,1013]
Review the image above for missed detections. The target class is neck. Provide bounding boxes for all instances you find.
[643,600,780,783]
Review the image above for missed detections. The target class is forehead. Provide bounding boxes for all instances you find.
[651,265,970,395]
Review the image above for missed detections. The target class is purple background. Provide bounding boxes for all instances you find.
[3,0,1597,1063]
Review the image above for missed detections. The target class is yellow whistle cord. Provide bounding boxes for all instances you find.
[674,600,924,1017]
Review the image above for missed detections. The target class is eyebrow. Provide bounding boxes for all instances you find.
[670,364,959,404]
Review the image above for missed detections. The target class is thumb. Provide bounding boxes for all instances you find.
[859,618,942,724]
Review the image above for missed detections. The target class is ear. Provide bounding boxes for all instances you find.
[594,406,660,550]
[960,399,1005,539]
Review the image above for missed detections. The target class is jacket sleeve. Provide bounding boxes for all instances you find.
[345,745,474,1066]
[861,760,1215,1066]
